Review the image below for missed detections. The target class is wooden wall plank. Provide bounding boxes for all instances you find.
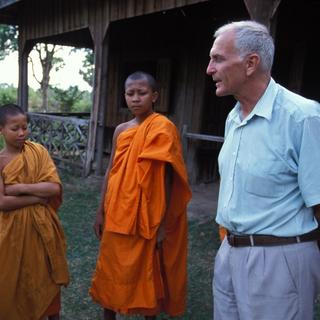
[18,0,209,43]
[135,0,144,16]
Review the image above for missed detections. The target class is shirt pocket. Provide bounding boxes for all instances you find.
[245,159,285,198]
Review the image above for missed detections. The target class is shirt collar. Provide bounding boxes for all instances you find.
[228,78,279,125]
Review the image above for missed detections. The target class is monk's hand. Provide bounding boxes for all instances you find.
[37,196,50,206]
[94,209,104,240]
[156,223,166,248]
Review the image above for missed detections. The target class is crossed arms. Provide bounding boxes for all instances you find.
[0,175,60,211]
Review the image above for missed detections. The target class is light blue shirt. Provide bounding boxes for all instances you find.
[216,78,320,236]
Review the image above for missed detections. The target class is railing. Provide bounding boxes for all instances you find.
[28,112,90,172]
[182,124,224,183]
[181,124,224,151]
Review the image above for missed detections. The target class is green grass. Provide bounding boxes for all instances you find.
[59,173,101,318]
[58,172,320,319]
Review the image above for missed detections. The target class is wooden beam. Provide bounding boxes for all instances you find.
[0,13,18,24]
[243,0,281,29]
[0,0,20,10]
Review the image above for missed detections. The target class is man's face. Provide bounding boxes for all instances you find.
[206,30,247,97]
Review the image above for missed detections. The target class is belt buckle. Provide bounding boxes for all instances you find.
[228,234,235,246]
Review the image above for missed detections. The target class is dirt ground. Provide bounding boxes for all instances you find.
[187,182,219,222]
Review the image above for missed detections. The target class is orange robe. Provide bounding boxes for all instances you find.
[0,141,69,320]
[219,226,227,241]
[90,113,191,316]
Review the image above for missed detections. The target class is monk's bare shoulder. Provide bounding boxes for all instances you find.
[113,119,138,139]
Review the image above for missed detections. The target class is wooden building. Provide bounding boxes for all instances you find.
[0,0,319,182]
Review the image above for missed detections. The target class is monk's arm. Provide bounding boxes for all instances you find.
[93,125,121,240]
[5,182,60,197]
[157,163,173,244]
[165,163,173,212]
[0,175,47,211]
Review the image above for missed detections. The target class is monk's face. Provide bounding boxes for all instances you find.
[124,79,158,118]
[0,113,29,150]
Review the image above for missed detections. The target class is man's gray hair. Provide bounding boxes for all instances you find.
[214,20,275,72]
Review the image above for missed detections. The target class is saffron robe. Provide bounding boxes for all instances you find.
[0,141,69,320]
[90,113,191,316]
[219,226,227,241]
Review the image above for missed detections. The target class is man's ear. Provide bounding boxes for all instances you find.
[246,53,260,76]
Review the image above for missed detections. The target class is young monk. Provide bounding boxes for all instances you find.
[90,71,191,319]
[0,104,69,320]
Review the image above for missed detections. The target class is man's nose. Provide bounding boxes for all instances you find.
[206,60,215,75]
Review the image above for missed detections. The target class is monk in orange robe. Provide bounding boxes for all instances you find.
[0,104,69,320]
[219,225,227,241]
[90,72,191,320]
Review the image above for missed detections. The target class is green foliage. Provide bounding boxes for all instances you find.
[29,85,91,113]
[28,87,43,112]
[0,83,17,105]
[52,85,84,113]
[32,43,66,74]
[0,135,4,150]
[0,24,18,60]
[29,43,67,112]
[52,55,65,72]
[77,48,94,88]
[73,90,92,112]
[0,83,91,113]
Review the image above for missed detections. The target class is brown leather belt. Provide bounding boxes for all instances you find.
[227,228,320,247]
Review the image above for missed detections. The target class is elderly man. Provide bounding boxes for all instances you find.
[207,20,320,320]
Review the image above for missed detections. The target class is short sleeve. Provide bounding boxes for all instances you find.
[298,115,320,207]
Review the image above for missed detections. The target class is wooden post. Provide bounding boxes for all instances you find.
[243,0,282,30]
[18,40,33,111]
[95,32,110,176]
[288,41,306,94]
[84,24,110,176]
